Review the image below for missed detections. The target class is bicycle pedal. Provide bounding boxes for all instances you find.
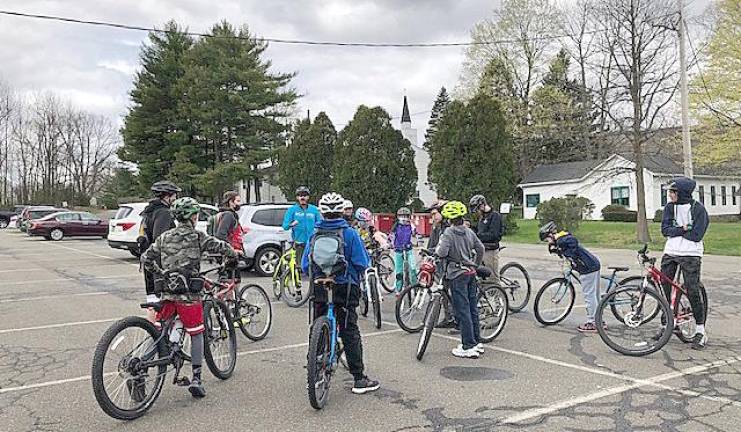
[175,377,191,387]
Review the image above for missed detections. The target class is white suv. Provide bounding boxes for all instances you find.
[238,203,292,276]
[108,202,218,257]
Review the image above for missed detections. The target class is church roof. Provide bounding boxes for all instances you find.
[401,96,411,123]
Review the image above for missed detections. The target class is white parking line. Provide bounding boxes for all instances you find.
[44,243,139,267]
[0,292,109,303]
[0,318,120,334]
[3,274,140,286]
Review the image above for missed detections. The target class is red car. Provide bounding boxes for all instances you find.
[28,211,109,241]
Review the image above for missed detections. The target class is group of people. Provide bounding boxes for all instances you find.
[134,174,709,400]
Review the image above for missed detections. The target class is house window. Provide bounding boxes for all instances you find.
[733,186,738,206]
[698,186,705,204]
[710,186,716,206]
[611,186,629,206]
[661,185,667,206]
[525,194,540,208]
[721,186,727,206]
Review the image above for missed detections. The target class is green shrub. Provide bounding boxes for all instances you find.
[504,211,519,235]
[653,209,664,222]
[601,204,637,222]
[535,195,594,231]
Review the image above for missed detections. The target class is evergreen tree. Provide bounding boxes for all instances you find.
[424,87,450,145]
[427,95,514,205]
[277,112,336,199]
[118,21,193,194]
[333,106,417,212]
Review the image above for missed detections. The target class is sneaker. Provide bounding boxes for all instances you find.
[691,333,708,350]
[188,377,206,398]
[458,343,485,354]
[577,322,598,333]
[452,346,480,359]
[436,319,456,329]
[448,326,461,335]
[126,376,146,403]
[352,376,380,394]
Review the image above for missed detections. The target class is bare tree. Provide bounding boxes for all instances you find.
[593,0,679,242]
[0,79,14,204]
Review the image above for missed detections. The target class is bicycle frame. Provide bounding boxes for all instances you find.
[273,242,300,287]
[362,267,382,304]
[643,262,688,317]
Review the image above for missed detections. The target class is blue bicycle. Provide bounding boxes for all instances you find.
[307,278,342,410]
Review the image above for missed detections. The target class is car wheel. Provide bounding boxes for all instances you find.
[49,229,64,241]
[0,219,8,229]
[254,247,281,277]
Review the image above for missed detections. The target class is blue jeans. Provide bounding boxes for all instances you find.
[449,273,480,350]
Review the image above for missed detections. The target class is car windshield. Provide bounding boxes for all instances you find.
[113,206,133,219]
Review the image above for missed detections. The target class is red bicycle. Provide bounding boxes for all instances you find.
[595,245,707,356]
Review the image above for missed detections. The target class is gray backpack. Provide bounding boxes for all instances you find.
[308,227,347,279]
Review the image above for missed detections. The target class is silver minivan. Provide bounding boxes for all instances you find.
[239,203,292,276]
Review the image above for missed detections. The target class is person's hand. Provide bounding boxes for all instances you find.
[290,220,299,227]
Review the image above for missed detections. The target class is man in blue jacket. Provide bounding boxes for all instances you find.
[539,221,602,333]
[282,186,322,261]
[661,177,709,350]
[302,192,379,395]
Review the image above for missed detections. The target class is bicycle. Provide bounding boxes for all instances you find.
[533,257,644,326]
[595,245,708,357]
[271,241,308,307]
[370,246,396,294]
[496,246,532,313]
[306,278,343,410]
[359,266,382,329]
[91,267,237,420]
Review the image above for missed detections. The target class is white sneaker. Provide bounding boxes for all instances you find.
[457,343,485,354]
[452,346,480,359]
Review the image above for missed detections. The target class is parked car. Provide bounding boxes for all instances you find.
[107,202,218,257]
[27,211,109,241]
[19,206,65,232]
[238,203,292,277]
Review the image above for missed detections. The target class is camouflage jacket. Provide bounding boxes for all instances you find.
[142,221,237,301]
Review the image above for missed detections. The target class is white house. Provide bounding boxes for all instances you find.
[399,96,437,207]
[518,154,741,220]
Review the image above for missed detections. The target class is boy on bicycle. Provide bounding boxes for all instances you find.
[389,207,418,295]
[142,197,238,398]
[539,221,602,333]
[302,192,380,394]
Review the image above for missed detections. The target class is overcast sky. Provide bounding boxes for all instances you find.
[0,0,712,143]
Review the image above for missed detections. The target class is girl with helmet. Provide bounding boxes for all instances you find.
[389,206,418,294]
[435,201,486,359]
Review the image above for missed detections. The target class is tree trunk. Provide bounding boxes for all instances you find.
[633,134,651,243]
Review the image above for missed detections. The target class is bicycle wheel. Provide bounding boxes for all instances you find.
[416,296,441,361]
[478,286,509,343]
[203,300,237,379]
[500,262,531,313]
[533,278,575,325]
[236,284,273,341]
[281,267,309,308]
[307,316,332,410]
[271,268,282,300]
[360,282,369,317]
[377,252,396,293]
[396,285,430,333]
[595,286,673,357]
[675,283,708,343]
[369,273,382,329]
[613,276,660,324]
[91,316,167,420]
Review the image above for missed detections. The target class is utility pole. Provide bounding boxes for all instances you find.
[678,0,693,177]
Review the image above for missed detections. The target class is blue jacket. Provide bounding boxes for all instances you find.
[661,177,709,243]
[554,232,601,274]
[282,203,321,244]
[301,218,369,286]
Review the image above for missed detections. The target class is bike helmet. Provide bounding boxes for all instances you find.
[151,180,181,196]
[441,201,467,220]
[539,221,558,241]
[355,207,372,222]
[295,186,310,196]
[468,194,486,212]
[396,207,411,216]
[318,192,345,214]
[171,197,201,221]
[343,199,354,210]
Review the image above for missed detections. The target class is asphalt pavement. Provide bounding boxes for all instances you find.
[0,229,740,432]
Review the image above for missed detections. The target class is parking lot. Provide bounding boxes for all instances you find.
[0,229,740,432]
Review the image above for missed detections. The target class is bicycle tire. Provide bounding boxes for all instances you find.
[500,262,531,313]
[416,296,441,361]
[91,316,167,420]
[281,269,309,308]
[478,286,509,343]
[395,285,429,333]
[271,269,282,300]
[595,286,673,357]
[675,283,708,343]
[203,300,237,379]
[360,284,369,317]
[377,252,396,293]
[236,284,273,341]
[615,276,660,324]
[369,273,382,329]
[533,278,575,325]
[307,316,332,410]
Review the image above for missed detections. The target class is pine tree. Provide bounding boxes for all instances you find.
[333,106,417,212]
[424,87,450,145]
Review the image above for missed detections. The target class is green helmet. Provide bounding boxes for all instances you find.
[171,197,201,221]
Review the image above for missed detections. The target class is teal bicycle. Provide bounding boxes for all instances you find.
[306,277,342,410]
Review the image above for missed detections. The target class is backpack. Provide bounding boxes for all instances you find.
[206,213,222,236]
[308,227,347,279]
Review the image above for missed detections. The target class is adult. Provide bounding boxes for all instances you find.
[343,199,355,225]
[215,190,245,280]
[469,195,504,287]
[281,186,321,262]
[661,177,710,350]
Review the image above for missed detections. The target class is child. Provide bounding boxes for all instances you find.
[539,221,602,333]
[389,207,418,294]
[354,207,376,250]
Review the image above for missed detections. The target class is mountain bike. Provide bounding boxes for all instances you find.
[271,241,308,307]
[496,247,532,313]
[359,267,382,329]
[91,268,237,420]
[370,246,396,294]
[595,245,708,357]
[306,278,342,410]
[533,257,645,326]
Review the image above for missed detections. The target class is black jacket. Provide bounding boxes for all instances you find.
[141,199,174,243]
[476,210,504,250]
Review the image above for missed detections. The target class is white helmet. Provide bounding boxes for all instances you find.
[319,192,345,214]
[343,199,353,210]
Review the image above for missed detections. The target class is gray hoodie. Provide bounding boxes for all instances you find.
[435,225,485,280]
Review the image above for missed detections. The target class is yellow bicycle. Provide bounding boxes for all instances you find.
[272,241,308,307]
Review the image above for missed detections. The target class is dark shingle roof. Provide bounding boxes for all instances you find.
[520,159,603,184]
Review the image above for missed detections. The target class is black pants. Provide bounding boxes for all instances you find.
[660,254,706,325]
[313,282,365,381]
[144,268,156,296]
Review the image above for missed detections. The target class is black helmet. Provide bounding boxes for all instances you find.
[151,180,181,196]
[469,194,486,212]
[295,186,310,196]
[539,221,558,241]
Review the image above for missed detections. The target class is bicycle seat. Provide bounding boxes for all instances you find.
[476,266,493,279]
[140,302,163,312]
[313,277,335,287]
[608,266,629,272]
[420,248,433,256]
